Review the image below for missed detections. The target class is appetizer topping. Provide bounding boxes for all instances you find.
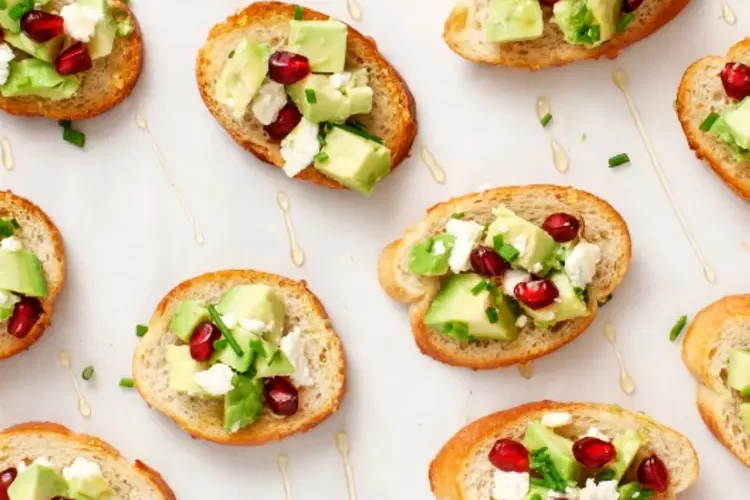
[81,365,94,380]
[264,376,299,416]
[668,315,687,341]
[585,426,611,441]
[607,152,630,168]
[279,326,313,387]
[287,19,347,73]
[564,241,601,288]
[637,455,669,493]
[0,235,21,252]
[502,269,531,296]
[189,321,221,362]
[119,377,134,387]
[63,458,109,499]
[721,62,750,101]
[265,102,302,140]
[621,0,644,12]
[268,50,310,85]
[489,438,530,473]
[540,411,573,428]
[726,347,750,434]
[445,219,486,274]
[485,0,543,44]
[21,11,63,43]
[542,213,580,243]
[194,363,235,396]
[2,457,112,500]
[572,437,616,469]
[470,246,508,277]
[701,96,750,160]
[7,296,42,339]
[554,0,621,48]
[280,116,321,177]
[59,2,103,43]
[55,42,92,75]
[251,80,288,126]
[578,478,619,499]
[0,44,14,85]
[135,324,148,337]
[514,278,559,310]
[491,470,530,499]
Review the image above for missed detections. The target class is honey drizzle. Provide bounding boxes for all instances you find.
[346,0,362,21]
[1,138,14,171]
[551,140,569,173]
[277,191,304,267]
[603,322,636,395]
[277,455,292,500]
[517,362,533,379]
[720,0,737,25]
[420,147,447,184]
[58,350,91,417]
[335,432,357,500]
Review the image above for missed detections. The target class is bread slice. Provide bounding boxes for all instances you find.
[0,0,143,120]
[0,421,175,499]
[443,0,688,70]
[378,185,631,369]
[676,39,750,201]
[196,1,418,190]
[681,294,750,467]
[0,191,65,360]
[430,401,699,499]
[132,269,346,445]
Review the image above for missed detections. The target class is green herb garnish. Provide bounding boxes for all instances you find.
[305,88,317,104]
[574,286,589,303]
[451,212,465,219]
[608,153,630,168]
[317,133,327,147]
[485,306,499,324]
[228,50,235,59]
[0,0,7,9]
[529,495,542,500]
[8,0,31,21]
[699,112,720,132]
[119,377,134,388]
[492,234,504,251]
[207,305,244,356]
[441,321,471,342]
[617,12,634,33]
[670,315,688,342]
[471,280,494,296]
[116,19,133,36]
[58,119,72,128]
[595,468,616,482]
[540,113,552,127]
[529,448,566,492]
[135,324,148,337]
[314,151,329,163]
[213,339,228,350]
[499,244,520,263]
[81,366,94,381]
[249,337,266,357]
[332,122,384,144]
[0,218,18,238]
[294,4,303,20]
[598,293,613,306]
[61,123,85,148]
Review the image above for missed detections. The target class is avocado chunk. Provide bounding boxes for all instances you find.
[485,0,543,43]
[0,249,47,298]
[215,285,286,344]
[553,0,621,47]
[609,429,643,481]
[485,206,556,273]
[169,300,210,342]
[408,234,456,276]
[710,97,750,160]
[287,74,373,123]
[618,482,652,500]
[65,459,110,500]
[314,126,391,195]
[288,20,347,73]
[521,272,588,325]
[523,421,581,483]
[4,32,64,62]
[224,374,264,433]
[215,37,271,119]
[78,0,116,59]
[0,290,19,321]
[211,328,257,373]
[7,464,69,500]
[1,59,81,100]
[424,273,518,341]
[166,345,209,395]
[740,403,750,433]
[254,345,295,378]
[727,348,750,395]
[0,0,30,33]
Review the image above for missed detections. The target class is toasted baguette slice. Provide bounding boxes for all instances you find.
[0,422,175,499]
[0,0,143,120]
[681,295,750,467]
[676,39,750,201]
[196,1,417,190]
[443,0,688,70]
[378,185,631,369]
[0,191,65,360]
[133,269,346,445]
[430,401,699,499]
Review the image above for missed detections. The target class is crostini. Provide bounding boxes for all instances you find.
[443,0,688,70]
[0,191,64,360]
[682,294,750,467]
[378,185,631,369]
[132,269,346,445]
[677,38,750,201]
[196,2,417,194]
[430,401,699,499]
[0,422,175,499]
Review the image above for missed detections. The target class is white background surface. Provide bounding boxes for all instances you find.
[1,0,749,498]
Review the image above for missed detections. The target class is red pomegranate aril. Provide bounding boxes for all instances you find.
[21,11,64,42]
[514,279,559,310]
[638,455,670,492]
[488,439,530,472]
[8,297,42,339]
[189,321,221,362]
[268,51,311,85]
[621,0,644,12]
[720,62,750,101]
[55,43,92,76]
[0,467,16,488]
[539,0,560,5]
[264,103,302,140]
[572,437,616,469]
[264,377,299,416]
[542,213,581,243]
[470,246,508,277]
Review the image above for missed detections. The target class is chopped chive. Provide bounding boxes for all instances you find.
[598,293,613,307]
[529,494,542,500]
[540,113,552,127]
[135,324,148,337]
[294,4,303,20]
[332,122,384,144]
[451,212,465,219]
[670,315,688,342]
[249,338,266,357]
[228,49,235,59]
[0,0,7,9]
[58,119,71,128]
[62,126,85,148]
[317,134,327,147]
[699,112,720,132]
[10,218,19,229]
[492,234,504,251]
[8,1,30,21]
[596,468,616,482]
[81,366,94,381]
[471,280,488,295]
[207,305,243,356]
[305,88,317,104]
[485,306,499,324]
[617,12,634,33]
[608,153,630,168]
[581,133,587,142]
[314,151,329,163]
[213,339,228,350]
[499,244,520,263]
[119,377,134,388]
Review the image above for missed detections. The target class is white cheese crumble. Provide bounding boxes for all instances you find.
[512,234,528,257]
[280,327,313,387]
[532,262,544,274]
[18,457,54,473]
[491,470,530,500]
[193,363,235,396]
[585,426,611,442]
[239,318,270,334]
[535,310,556,322]
[230,421,242,433]
[60,3,104,42]
[0,236,22,252]
[547,487,581,499]
[432,240,447,256]
[564,241,601,288]
[541,412,573,428]
[281,117,321,178]
[0,44,15,86]
[444,219,484,273]
[503,269,531,296]
[0,290,7,306]
[62,458,104,483]
[329,72,352,89]
[220,314,237,329]
[251,80,287,126]
[515,315,528,328]
[578,479,619,500]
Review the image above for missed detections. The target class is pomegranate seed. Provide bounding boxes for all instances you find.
[720,62,750,101]
[0,468,16,500]
[572,437,616,469]
[514,279,559,310]
[55,43,92,76]
[638,455,670,493]
[264,377,299,416]
[8,297,42,339]
[268,51,311,85]
[488,439,530,472]
[264,103,302,140]
[542,213,581,242]
[539,0,560,5]
[189,322,221,362]
[470,246,508,277]
[621,0,643,12]
[21,11,64,42]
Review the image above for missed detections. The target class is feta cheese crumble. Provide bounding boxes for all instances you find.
[564,241,601,288]
[280,327,313,387]
[61,3,104,42]
[0,236,22,252]
[578,479,619,500]
[432,240,447,256]
[239,318,270,334]
[281,117,321,178]
[512,234,528,257]
[541,411,573,428]
[585,426,611,442]
[194,363,235,396]
[491,470,530,500]
[18,457,54,473]
[220,314,237,329]
[503,269,531,296]
[329,72,352,89]
[0,44,15,86]
[444,219,484,273]
[251,80,287,125]
[515,315,528,328]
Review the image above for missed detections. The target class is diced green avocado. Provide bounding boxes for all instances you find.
[214,37,271,119]
[224,374,264,433]
[288,20,347,73]
[254,348,295,379]
[408,234,456,276]
[553,0,620,47]
[7,465,69,500]
[524,485,551,500]
[0,0,28,33]
[0,291,19,321]
[485,0,543,43]
[739,402,750,434]
[287,74,373,123]
[727,348,750,395]
[67,465,110,500]
[78,0,116,59]
[314,126,391,195]
[0,250,47,298]
[1,59,81,101]
[4,32,64,62]
[166,345,208,395]
[211,328,257,373]
[717,97,750,151]
[424,273,518,341]
[215,285,286,344]
[709,114,750,161]
[618,482,650,500]
[609,429,643,481]
[523,421,581,483]
[485,206,556,273]
[521,272,588,325]
[169,300,210,342]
